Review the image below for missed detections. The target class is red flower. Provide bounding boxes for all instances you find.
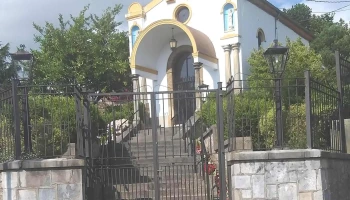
[204,163,216,175]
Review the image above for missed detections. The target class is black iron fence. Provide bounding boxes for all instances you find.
[0,79,78,162]
[223,70,345,152]
[336,51,350,118]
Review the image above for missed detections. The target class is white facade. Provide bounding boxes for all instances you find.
[126,0,312,127]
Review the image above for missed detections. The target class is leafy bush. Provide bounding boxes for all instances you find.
[284,104,307,149]
[28,95,76,156]
[258,106,288,149]
[0,94,142,158]
[199,91,274,143]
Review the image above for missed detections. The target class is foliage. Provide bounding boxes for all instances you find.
[258,106,287,149]
[283,3,334,36]
[0,43,12,87]
[28,95,76,156]
[311,21,350,69]
[32,4,131,93]
[283,3,350,69]
[0,93,141,158]
[249,38,332,84]
[284,104,307,149]
[199,91,274,142]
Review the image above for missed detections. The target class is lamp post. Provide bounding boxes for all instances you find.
[263,39,289,148]
[198,84,209,103]
[10,44,34,153]
[169,27,177,51]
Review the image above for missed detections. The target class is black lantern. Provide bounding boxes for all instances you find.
[10,44,34,80]
[198,84,209,102]
[263,39,289,78]
[169,28,177,51]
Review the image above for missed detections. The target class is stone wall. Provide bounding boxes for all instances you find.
[0,159,84,200]
[227,149,350,200]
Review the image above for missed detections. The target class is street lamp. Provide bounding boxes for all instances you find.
[10,44,34,153]
[263,39,289,148]
[198,84,209,103]
[169,28,177,51]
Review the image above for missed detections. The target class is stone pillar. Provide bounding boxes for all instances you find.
[131,74,140,121]
[231,43,241,89]
[345,119,350,153]
[193,62,203,110]
[222,45,232,84]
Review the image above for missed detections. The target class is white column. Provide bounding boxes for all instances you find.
[231,43,241,89]
[222,45,232,84]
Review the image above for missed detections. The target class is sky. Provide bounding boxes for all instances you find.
[0,0,349,52]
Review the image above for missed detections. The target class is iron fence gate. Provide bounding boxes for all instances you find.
[336,51,350,118]
[80,85,228,200]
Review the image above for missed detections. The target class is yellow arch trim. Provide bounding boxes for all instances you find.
[221,0,237,13]
[130,19,198,69]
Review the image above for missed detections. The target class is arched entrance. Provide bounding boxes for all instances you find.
[167,45,196,125]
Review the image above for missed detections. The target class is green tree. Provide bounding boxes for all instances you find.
[0,43,12,88]
[311,21,350,69]
[248,38,332,85]
[283,4,312,31]
[283,3,334,36]
[32,4,131,93]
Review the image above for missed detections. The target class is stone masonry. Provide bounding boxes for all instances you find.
[0,158,84,200]
[228,149,350,200]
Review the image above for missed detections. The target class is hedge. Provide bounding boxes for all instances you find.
[0,95,144,159]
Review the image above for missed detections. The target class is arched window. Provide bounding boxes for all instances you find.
[257,29,266,49]
[131,26,140,47]
[223,4,234,32]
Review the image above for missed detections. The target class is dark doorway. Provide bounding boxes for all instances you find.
[173,52,196,124]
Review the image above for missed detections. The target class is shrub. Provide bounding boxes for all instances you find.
[284,104,307,149]
[258,106,288,149]
[28,95,76,157]
[199,91,274,144]
[0,94,142,158]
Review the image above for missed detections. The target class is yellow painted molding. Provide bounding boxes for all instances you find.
[132,65,159,75]
[130,19,199,70]
[193,52,219,64]
[221,0,238,14]
[220,33,240,40]
[144,0,163,13]
[126,2,145,20]
[172,3,192,24]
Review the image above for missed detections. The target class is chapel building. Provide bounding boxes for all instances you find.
[126,0,313,127]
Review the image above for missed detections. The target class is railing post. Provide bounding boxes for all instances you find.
[82,88,92,158]
[150,92,160,200]
[216,82,227,200]
[74,86,83,158]
[335,51,347,153]
[12,79,21,160]
[304,71,313,149]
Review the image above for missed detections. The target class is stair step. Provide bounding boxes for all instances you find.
[130,150,192,158]
[132,157,197,165]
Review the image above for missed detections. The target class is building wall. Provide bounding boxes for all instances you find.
[237,0,309,79]
[0,159,84,200]
[228,150,350,200]
[128,0,240,85]
[126,0,311,126]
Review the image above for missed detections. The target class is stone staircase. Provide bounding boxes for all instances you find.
[109,127,213,200]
